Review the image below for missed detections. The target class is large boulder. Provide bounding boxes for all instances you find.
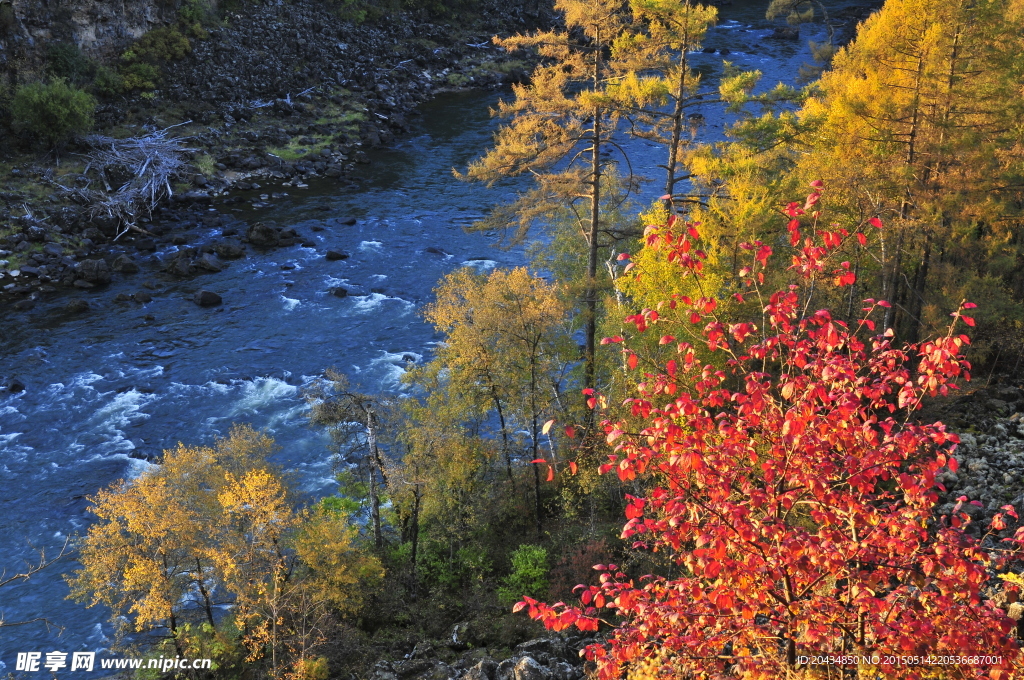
[214,241,246,259]
[111,254,139,274]
[75,258,112,284]
[193,290,222,307]
[246,222,280,247]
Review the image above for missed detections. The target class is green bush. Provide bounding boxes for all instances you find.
[11,78,95,146]
[46,42,96,87]
[92,66,124,98]
[497,545,548,607]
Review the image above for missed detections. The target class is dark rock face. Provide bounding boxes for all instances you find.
[193,290,222,306]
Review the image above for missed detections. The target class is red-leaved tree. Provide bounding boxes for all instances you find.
[517,186,1024,679]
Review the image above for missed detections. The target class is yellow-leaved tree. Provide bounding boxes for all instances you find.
[67,425,381,678]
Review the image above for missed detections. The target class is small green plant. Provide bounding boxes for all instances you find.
[118,62,160,92]
[11,78,96,147]
[195,153,216,176]
[498,544,548,607]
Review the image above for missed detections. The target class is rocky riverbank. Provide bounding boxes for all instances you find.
[0,0,544,314]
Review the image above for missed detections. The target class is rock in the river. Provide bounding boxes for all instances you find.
[214,241,246,259]
[331,287,348,297]
[246,222,280,247]
[770,26,800,40]
[13,299,34,311]
[5,377,26,393]
[63,299,90,314]
[111,254,140,274]
[75,258,112,284]
[134,291,153,304]
[325,249,350,261]
[197,252,223,272]
[193,290,222,306]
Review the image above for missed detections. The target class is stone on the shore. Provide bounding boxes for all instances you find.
[76,258,112,284]
[111,254,140,274]
[193,290,222,306]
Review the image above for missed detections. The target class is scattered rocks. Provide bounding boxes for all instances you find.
[193,290,222,307]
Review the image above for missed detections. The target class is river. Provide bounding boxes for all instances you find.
[0,1,850,667]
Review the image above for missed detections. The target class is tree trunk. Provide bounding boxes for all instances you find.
[366,408,383,550]
[584,28,603,394]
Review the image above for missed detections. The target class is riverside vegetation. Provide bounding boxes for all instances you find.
[9,0,1024,677]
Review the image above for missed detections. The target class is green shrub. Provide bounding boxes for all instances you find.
[92,66,124,98]
[497,545,548,607]
[119,62,160,92]
[46,42,96,86]
[11,78,95,146]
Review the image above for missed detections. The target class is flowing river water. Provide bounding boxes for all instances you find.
[0,2,852,667]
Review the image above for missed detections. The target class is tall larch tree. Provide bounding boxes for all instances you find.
[462,0,631,392]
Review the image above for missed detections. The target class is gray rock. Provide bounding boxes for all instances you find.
[193,290,222,306]
[214,242,246,259]
[197,253,223,272]
[464,659,497,680]
[513,657,546,680]
[134,291,153,304]
[73,279,96,289]
[111,254,140,274]
[63,299,90,314]
[325,249,350,261]
[13,298,35,311]
[75,258,112,284]
[246,221,280,247]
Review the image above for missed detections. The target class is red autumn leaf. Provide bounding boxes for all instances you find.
[627,353,638,370]
[546,466,555,482]
[869,216,883,228]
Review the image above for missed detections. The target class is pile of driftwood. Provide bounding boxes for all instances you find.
[55,123,196,239]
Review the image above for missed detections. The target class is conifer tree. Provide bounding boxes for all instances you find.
[463,0,631,391]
